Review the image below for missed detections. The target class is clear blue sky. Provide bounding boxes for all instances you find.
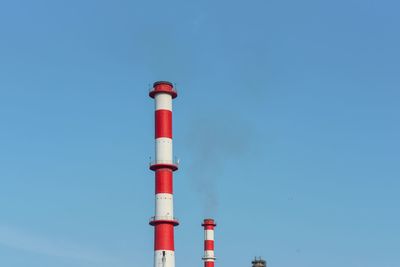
[0,0,399,267]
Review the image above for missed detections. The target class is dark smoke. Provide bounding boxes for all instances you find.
[184,113,253,217]
[133,16,266,217]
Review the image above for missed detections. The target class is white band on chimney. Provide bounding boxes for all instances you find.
[155,93,172,111]
[204,250,215,258]
[155,138,173,162]
[205,230,214,240]
[154,250,175,267]
[155,193,174,218]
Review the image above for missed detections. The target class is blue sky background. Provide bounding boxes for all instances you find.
[0,0,399,266]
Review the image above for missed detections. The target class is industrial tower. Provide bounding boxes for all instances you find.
[202,219,217,267]
[149,81,179,267]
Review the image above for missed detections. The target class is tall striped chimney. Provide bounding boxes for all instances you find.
[149,81,179,267]
[202,219,216,267]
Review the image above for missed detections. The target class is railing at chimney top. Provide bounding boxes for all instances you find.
[148,84,178,94]
[149,216,179,223]
[149,157,180,167]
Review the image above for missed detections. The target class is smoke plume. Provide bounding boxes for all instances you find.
[184,113,253,217]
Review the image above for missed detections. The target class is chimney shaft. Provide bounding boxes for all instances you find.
[149,81,179,267]
[202,219,217,267]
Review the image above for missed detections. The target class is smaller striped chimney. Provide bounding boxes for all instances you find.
[202,219,216,267]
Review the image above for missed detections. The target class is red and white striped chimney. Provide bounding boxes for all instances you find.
[202,219,216,267]
[149,81,179,267]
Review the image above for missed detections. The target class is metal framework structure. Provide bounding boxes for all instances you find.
[252,257,267,267]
